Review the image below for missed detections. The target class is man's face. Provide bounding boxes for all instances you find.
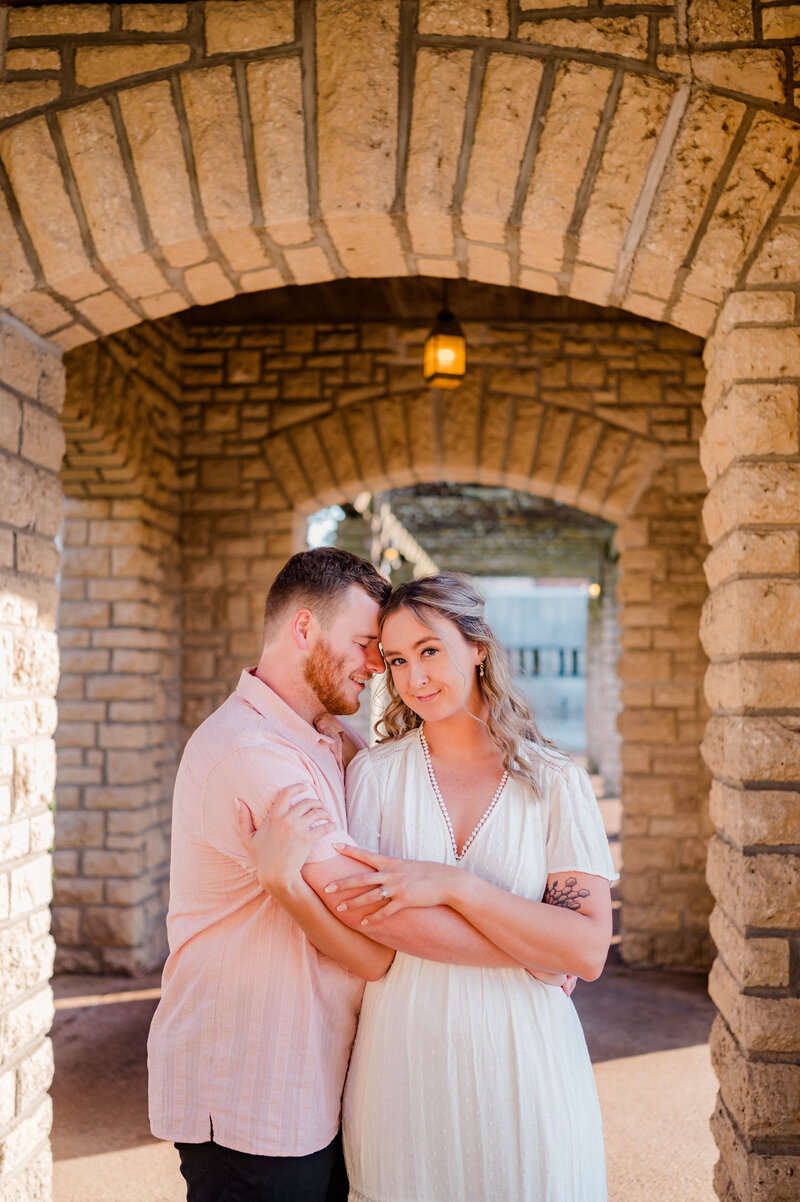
[303,585,385,715]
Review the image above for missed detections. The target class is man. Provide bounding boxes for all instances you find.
[149,547,532,1202]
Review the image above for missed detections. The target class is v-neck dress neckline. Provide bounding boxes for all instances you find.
[418,725,509,862]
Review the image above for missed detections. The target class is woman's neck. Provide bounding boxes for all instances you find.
[422,708,496,761]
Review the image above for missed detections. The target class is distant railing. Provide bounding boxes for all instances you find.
[506,646,586,678]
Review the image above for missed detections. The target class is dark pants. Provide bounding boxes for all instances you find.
[176,1133,349,1202]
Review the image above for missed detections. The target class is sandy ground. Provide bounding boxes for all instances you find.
[52,952,717,1202]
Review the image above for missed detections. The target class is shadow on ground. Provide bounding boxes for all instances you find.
[51,953,717,1202]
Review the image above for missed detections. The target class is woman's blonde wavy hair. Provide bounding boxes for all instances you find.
[375,573,561,797]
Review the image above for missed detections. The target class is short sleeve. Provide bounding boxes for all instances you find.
[545,760,618,882]
[345,750,383,854]
[204,746,351,868]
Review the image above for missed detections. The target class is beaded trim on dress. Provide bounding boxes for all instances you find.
[419,725,508,862]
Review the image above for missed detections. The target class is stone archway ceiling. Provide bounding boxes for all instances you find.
[349,483,616,578]
[0,1,797,350]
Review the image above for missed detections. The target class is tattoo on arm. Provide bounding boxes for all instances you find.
[544,876,590,912]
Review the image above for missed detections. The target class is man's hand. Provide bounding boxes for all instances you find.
[237,784,334,901]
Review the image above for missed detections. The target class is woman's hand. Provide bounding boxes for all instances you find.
[325,843,463,926]
[236,784,335,900]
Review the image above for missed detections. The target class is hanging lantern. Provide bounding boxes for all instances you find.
[423,306,466,389]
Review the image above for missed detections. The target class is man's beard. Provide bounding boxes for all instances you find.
[303,638,360,715]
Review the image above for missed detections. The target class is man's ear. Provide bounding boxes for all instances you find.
[291,607,316,651]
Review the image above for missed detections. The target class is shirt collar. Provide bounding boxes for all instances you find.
[235,668,341,757]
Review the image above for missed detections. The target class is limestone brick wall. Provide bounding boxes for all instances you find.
[699,291,800,1202]
[179,314,711,967]
[0,315,64,1201]
[54,320,183,972]
[0,0,797,351]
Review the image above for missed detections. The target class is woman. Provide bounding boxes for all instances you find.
[330,573,617,1202]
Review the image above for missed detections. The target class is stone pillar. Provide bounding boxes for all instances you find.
[616,451,713,968]
[699,292,800,1201]
[0,314,64,1201]
[54,328,182,973]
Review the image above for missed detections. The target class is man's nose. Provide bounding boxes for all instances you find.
[365,644,385,674]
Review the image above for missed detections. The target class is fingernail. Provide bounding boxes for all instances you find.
[336,903,347,913]
[324,884,337,894]
[360,918,369,926]
[333,843,345,851]
[234,799,241,811]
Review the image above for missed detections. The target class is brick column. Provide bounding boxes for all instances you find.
[0,314,64,1201]
[54,327,182,973]
[616,451,712,968]
[699,292,800,1201]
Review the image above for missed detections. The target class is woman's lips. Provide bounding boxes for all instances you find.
[413,691,439,703]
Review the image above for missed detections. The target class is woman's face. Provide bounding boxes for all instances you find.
[380,606,483,724]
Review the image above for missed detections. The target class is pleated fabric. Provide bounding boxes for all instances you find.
[342,731,616,1202]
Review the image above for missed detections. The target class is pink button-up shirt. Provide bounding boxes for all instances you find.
[148,670,365,1156]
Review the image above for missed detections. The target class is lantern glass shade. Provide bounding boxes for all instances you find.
[423,310,466,389]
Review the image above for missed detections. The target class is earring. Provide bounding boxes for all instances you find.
[478,661,485,678]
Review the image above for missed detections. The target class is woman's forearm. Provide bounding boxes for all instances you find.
[444,873,610,981]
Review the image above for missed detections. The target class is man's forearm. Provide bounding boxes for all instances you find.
[274,875,394,980]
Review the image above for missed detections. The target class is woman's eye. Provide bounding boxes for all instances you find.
[421,647,437,657]
[390,657,406,667]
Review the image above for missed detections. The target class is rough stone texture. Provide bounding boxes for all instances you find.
[0,315,64,1202]
[578,74,674,274]
[0,0,795,346]
[691,50,786,104]
[180,65,256,243]
[418,0,508,38]
[117,81,201,255]
[55,321,183,974]
[247,57,311,246]
[0,117,94,290]
[74,44,190,89]
[406,48,472,259]
[316,0,405,276]
[204,0,294,54]
[461,54,543,245]
[700,296,800,1198]
[626,92,745,304]
[518,16,650,60]
[520,62,613,275]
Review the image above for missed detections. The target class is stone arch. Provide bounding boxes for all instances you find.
[262,386,664,526]
[0,1,798,352]
[0,4,798,1199]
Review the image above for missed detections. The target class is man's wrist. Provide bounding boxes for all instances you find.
[269,871,310,908]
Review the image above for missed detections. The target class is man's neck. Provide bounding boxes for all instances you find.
[254,653,321,726]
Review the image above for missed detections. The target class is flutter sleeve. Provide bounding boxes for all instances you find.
[545,759,619,882]
[345,749,383,854]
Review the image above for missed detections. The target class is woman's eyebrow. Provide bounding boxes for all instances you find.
[382,636,441,656]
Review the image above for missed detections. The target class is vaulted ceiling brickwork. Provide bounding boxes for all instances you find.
[0,0,798,350]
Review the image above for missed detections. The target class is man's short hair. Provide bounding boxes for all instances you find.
[263,547,391,634]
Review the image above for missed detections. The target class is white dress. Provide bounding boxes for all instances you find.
[342,729,618,1202]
